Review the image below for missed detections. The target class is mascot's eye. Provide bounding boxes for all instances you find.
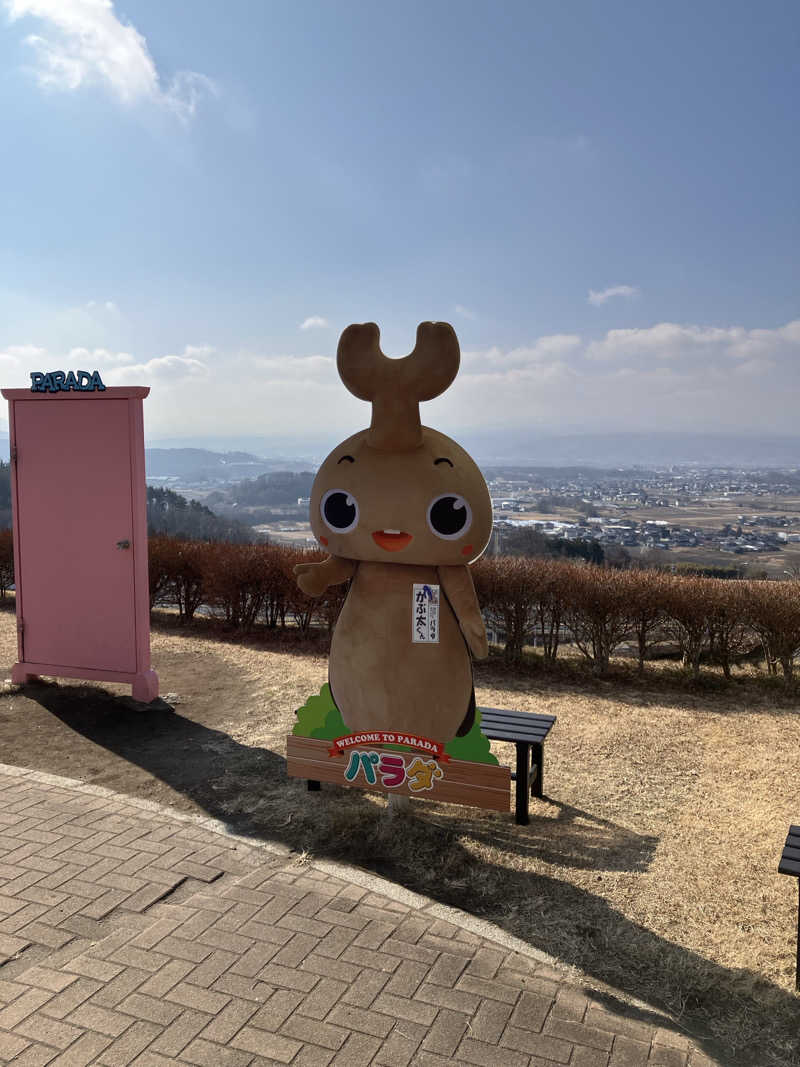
[427,494,472,540]
[321,489,359,533]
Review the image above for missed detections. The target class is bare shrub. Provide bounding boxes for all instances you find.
[661,575,711,679]
[625,567,670,672]
[0,528,14,599]
[705,579,755,679]
[745,579,800,683]
[201,543,270,631]
[561,562,632,674]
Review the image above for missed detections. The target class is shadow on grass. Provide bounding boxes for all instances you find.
[150,607,800,708]
[19,681,800,1067]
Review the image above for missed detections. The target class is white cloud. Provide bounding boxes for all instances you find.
[251,354,335,384]
[4,0,217,121]
[584,320,800,363]
[0,344,46,362]
[454,304,477,320]
[588,285,639,307]
[423,317,800,435]
[106,350,210,385]
[462,334,581,372]
[68,346,132,363]
[299,316,330,331]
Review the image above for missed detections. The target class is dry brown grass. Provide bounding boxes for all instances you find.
[0,605,798,1065]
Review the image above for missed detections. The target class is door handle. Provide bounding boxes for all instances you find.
[116,540,131,549]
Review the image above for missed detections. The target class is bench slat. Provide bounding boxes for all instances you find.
[782,845,800,863]
[779,856,800,876]
[480,725,553,743]
[480,708,556,726]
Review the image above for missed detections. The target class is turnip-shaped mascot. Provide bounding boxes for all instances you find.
[294,322,492,744]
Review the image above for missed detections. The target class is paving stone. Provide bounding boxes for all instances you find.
[374,1025,422,1065]
[609,1035,652,1066]
[48,1031,113,1066]
[300,953,362,983]
[500,1023,574,1062]
[414,981,481,1015]
[116,991,184,1026]
[648,1047,689,1067]
[41,976,103,1018]
[280,1012,349,1050]
[340,967,389,1008]
[457,1036,531,1067]
[0,1028,31,1059]
[6,1043,60,1066]
[250,988,304,1031]
[468,998,513,1044]
[181,1036,254,1066]
[165,980,231,1015]
[66,1001,135,1037]
[571,1047,611,1067]
[327,1001,395,1038]
[421,1007,469,1056]
[14,1012,86,1051]
[296,976,347,1019]
[543,1015,615,1050]
[291,1043,335,1066]
[457,973,521,1004]
[149,1007,213,1057]
[330,1031,382,1064]
[0,987,54,1028]
[230,1024,302,1062]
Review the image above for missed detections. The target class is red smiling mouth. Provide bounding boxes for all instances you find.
[372,530,413,552]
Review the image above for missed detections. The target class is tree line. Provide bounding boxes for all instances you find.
[0,529,797,684]
[146,537,799,684]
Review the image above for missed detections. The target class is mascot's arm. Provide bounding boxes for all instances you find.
[294,555,356,597]
[437,565,489,660]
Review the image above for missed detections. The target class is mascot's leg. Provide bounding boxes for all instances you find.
[456,686,476,737]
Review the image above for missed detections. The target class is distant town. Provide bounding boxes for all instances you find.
[143,448,800,577]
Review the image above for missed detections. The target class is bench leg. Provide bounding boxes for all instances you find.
[307,780,320,792]
[515,744,530,825]
[531,742,544,798]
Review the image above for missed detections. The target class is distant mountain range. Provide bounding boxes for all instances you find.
[464,432,800,469]
[145,448,313,481]
[1,431,799,472]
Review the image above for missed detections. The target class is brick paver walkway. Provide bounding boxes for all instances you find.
[0,766,721,1066]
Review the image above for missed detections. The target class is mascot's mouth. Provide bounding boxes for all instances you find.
[372,529,413,552]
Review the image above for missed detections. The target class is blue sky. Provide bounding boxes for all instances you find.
[1,0,798,454]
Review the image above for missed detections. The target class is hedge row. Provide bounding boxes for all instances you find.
[472,555,800,681]
[147,537,799,682]
[1,531,797,682]
[147,536,347,636]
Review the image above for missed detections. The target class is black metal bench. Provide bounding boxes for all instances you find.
[478,708,556,826]
[778,824,800,990]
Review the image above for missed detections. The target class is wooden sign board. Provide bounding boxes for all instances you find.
[286,735,511,812]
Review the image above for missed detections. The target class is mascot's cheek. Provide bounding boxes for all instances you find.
[461,544,473,556]
[319,536,329,546]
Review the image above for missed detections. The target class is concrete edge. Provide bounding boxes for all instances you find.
[0,760,661,1016]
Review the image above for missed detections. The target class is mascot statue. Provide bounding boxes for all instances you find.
[294,322,492,746]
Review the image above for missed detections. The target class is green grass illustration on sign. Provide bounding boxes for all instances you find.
[293,683,498,766]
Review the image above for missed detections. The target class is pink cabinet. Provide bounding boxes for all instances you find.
[2,387,159,702]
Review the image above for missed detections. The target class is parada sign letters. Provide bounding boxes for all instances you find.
[30,370,106,393]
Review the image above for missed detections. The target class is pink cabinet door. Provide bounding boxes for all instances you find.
[14,398,138,673]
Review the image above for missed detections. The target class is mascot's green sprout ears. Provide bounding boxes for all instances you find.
[294,322,492,744]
